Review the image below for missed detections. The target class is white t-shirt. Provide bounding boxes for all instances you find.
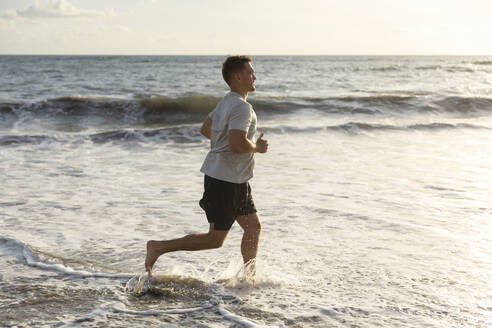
[200,91,257,183]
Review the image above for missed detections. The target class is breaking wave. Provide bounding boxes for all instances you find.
[0,94,221,130]
[1,94,491,118]
[1,94,491,137]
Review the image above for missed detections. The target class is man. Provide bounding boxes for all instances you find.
[145,56,268,277]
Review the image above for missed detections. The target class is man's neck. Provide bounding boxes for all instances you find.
[230,87,248,100]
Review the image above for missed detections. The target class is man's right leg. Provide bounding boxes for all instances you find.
[145,223,229,276]
[236,213,261,276]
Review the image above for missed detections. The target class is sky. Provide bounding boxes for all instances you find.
[0,0,491,55]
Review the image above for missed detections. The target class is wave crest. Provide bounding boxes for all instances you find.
[473,60,492,65]
[139,94,220,114]
[1,94,492,132]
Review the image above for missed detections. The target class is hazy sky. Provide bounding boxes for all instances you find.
[1,0,491,55]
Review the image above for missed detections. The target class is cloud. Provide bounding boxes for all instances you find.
[6,0,114,19]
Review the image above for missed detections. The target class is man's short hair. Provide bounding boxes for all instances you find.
[222,55,252,86]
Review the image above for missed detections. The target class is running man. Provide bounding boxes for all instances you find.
[145,56,268,277]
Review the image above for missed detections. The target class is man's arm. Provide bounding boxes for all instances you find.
[201,117,212,139]
[229,130,268,154]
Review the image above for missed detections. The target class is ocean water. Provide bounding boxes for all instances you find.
[0,55,491,327]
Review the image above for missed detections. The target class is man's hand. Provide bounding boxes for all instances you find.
[201,117,212,140]
[229,130,268,154]
[255,132,268,153]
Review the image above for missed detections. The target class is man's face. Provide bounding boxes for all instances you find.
[238,62,256,92]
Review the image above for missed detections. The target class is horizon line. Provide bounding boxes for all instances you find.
[1,53,491,57]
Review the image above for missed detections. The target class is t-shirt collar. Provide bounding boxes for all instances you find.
[229,91,243,99]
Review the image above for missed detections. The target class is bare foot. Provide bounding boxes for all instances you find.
[145,240,160,277]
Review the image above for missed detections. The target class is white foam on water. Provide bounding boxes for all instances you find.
[217,304,274,328]
[215,256,293,290]
[111,301,213,315]
[61,300,271,328]
[125,272,243,305]
[123,272,280,327]
[2,237,271,327]
[60,302,118,328]
[0,237,133,279]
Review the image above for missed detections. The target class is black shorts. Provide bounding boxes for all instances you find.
[199,175,257,231]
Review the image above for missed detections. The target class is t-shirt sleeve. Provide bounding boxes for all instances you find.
[208,107,215,119]
[228,103,252,132]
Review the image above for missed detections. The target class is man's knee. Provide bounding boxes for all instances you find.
[209,238,225,249]
[207,232,227,249]
[246,216,262,235]
[253,220,261,234]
